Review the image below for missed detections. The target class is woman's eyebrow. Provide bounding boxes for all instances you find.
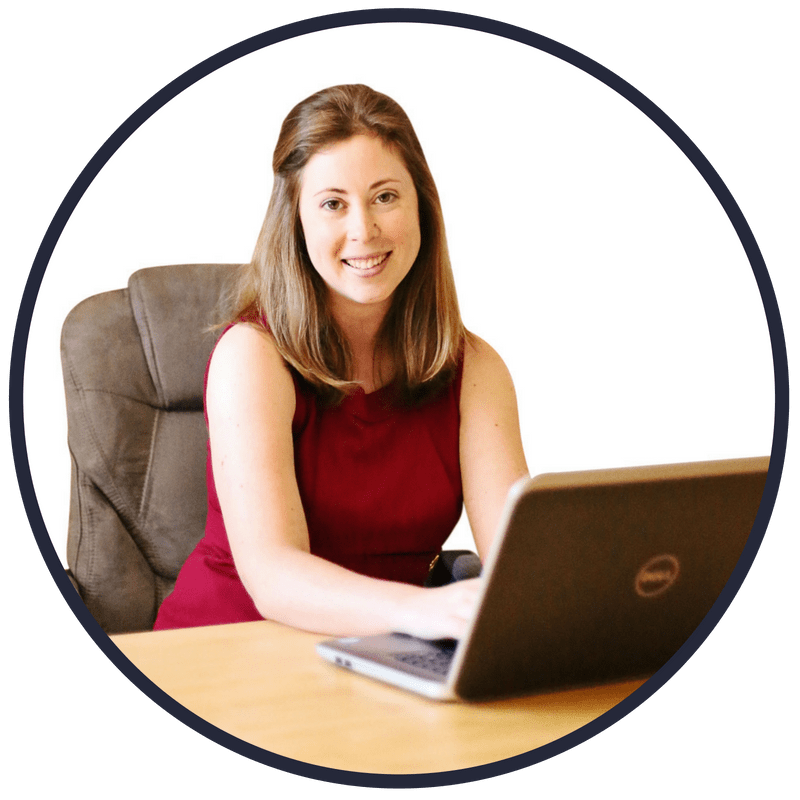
[313,178,402,197]
[369,178,401,190]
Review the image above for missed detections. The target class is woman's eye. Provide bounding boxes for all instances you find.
[375,191,396,205]
[322,199,343,211]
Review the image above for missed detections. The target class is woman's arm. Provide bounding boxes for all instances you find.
[460,334,530,560]
[206,323,479,638]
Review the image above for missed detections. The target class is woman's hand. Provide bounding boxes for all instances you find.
[392,579,483,641]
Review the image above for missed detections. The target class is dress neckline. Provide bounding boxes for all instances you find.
[343,381,397,422]
[353,380,394,398]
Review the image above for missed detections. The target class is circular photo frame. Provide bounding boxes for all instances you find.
[9,9,789,789]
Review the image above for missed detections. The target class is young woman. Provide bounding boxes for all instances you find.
[154,85,528,639]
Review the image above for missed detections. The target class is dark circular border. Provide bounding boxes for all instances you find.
[9,8,789,790]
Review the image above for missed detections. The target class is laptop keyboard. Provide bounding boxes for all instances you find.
[393,645,455,676]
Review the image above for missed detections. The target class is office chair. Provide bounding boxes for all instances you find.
[62,263,236,634]
[61,263,480,635]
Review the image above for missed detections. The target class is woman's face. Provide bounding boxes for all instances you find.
[298,135,421,318]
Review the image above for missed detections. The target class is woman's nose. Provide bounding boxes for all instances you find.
[348,205,378,241]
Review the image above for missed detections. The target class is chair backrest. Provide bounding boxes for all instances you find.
[61,263,241,633]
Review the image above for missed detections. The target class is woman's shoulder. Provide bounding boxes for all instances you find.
[462,332,512,383]
[459,331,518,417]
[207,322,296,414]
[211,320,285,364]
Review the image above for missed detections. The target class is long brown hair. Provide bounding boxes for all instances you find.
[233,84,465,405]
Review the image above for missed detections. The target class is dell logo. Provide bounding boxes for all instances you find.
[635,554,680,598]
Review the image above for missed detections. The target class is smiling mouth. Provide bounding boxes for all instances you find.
[342,252,391,270]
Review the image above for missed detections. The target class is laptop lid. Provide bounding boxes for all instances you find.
[317,456,769,701]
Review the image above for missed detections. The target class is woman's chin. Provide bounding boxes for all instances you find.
[328,284,398,315]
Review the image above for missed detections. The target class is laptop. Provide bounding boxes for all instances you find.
[316,456,769,701]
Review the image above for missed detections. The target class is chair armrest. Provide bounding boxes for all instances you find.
[425,550,482,587]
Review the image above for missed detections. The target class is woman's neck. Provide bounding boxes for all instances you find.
[329,294,392,391]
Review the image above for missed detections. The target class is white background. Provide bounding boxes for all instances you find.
[17,4,779,559]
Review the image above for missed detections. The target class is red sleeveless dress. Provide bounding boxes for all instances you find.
[153,331,464,630]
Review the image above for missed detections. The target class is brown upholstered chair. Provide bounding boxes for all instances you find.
[61,263,239,633]
[62,262,481,635]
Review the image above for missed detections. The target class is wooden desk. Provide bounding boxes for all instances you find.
[112,620,644,774]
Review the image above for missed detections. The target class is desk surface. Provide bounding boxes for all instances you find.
[112,620,644,775]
